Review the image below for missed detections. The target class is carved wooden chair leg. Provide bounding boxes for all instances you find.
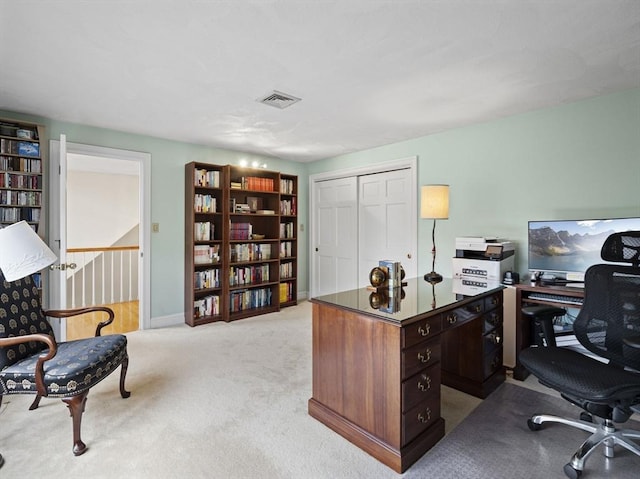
[29,395,42,411]
[119,354,131,399]
[63,391,89,456]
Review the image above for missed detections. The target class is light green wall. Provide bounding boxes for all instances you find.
[308,88,640,278]
[3,88,639,322]
[0,111,308,321]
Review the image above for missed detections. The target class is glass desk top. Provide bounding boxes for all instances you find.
[310,277,504,324]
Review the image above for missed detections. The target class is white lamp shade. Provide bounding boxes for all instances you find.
[0,221,57,282]
[420,185,449,219]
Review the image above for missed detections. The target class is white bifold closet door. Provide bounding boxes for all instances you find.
[312,160,417,297]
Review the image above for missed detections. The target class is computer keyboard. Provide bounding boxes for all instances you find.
[527,292,584,306]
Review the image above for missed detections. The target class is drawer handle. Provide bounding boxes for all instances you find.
[446,313,457,324]
[488,313,500,326]
[418,408,432,423]
[473,304,482,313]
[417,349,432,363]
[417,375,432,391]
[418,323,431,336]
[489,333,502,345]
[491,296,499,306]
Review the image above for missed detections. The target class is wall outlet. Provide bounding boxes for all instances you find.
[152,223,160,233]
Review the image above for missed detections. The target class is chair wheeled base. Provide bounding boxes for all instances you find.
[528,414,640,479]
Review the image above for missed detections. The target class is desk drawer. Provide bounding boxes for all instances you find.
[402,392,441,446]
[402,316,442,349]
[402,363,441,413]
[483,326,503,355]
[483,347,503,378]
[485,292,502,311]
[483,309,502,334]
[402,338,441,379]
[442,298,484,330]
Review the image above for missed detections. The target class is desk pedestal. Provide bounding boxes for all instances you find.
[309,284,504,473]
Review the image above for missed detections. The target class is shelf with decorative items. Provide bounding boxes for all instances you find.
[226,164,282,320]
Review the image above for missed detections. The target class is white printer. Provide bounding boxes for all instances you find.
[452,236,515,283]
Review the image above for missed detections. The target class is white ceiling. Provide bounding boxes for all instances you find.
[1,1,639,162]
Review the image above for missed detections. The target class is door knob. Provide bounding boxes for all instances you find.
[50,263,77,271]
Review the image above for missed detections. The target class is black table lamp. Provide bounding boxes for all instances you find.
[420,185,449,283]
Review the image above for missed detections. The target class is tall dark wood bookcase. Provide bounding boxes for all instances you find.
[185,162,298,326]
[0,118,46,290]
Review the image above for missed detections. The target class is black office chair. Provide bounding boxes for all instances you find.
[519,231,640,479]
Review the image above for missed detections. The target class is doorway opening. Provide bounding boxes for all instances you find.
[49,140,151,340]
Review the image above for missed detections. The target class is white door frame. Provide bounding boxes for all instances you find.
[49,140,151,331]
[309,156,417,298]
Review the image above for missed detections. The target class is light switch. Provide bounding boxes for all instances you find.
[152,223,160,233]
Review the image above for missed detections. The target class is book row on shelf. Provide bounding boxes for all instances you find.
[231,176,275,192]
[280,241,294,258]
[230,243,272,262]
[230,222,252,240]
[0,190,41,206]
[194,221,215,241]
[280,261,294,279]
[195,168,220,188]
[280,178,295,195]
[229,287,272,312]
[194,295,220,318]
[0,156,41,172]
[229,264,270,286]
[194,194,217,213]
[194,244,220,265]
[279,282,295,303]
[194,269,220,290]
[279,198,296,215]
[1,207,40,223]
[280,222,295,239]
[1,172,42,189]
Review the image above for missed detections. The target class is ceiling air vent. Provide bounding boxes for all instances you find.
[258,90,302,109]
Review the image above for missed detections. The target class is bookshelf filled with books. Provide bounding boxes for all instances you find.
[0,118,46,291]
[185,162,298,326]
[278,173,297,307]
[185,162,225,326]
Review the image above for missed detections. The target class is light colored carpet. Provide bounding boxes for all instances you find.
[2,300,632,478]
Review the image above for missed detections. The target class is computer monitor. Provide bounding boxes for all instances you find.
[528,217,640,282]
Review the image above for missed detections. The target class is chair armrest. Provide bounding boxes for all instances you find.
[624,336,640,349]
[0,333,57,397]
[43,306,115,337]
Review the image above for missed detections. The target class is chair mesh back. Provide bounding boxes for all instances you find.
[573,233,640,371]
[601,230,640,266]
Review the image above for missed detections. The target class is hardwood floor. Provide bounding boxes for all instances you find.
[65,300,139,340]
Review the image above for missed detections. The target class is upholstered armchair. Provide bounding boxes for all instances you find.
[0,271,131,456]
[0,220,132,459]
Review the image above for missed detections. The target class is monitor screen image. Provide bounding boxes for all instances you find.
[528,217,640,279]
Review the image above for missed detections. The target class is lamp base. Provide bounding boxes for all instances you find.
[424,271,443,283]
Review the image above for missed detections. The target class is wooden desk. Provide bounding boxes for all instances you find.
[308,278,504,473]
[512,282,584,380]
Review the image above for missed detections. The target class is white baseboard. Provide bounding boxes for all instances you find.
[150,313,184,329]
[149,291,308,330]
